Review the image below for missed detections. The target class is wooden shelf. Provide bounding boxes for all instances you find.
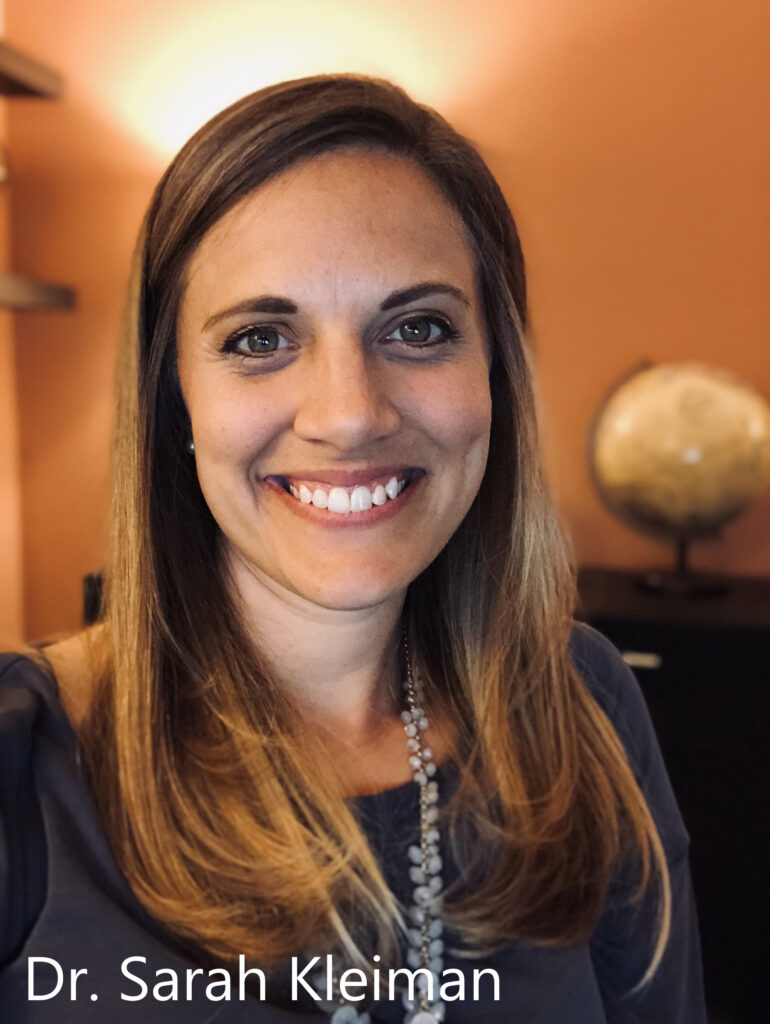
[0,272,74,311]
[0,40,62,98]
[0,45,72,311]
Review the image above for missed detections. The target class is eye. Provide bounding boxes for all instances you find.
[383,315,460,348]
[222,325,290,357]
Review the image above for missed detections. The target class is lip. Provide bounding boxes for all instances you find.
[262,467,424,528]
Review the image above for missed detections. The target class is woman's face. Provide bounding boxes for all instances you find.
[176,147,492,612]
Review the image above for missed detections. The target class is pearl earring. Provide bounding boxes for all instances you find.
[186,439,195,454]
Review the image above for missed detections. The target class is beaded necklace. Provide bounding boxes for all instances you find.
[318,631,446,1024]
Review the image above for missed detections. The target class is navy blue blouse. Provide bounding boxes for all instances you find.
[0,624,706,1022]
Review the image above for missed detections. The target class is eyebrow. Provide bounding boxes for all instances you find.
[201,281,469,330]
[203,295,297,330]
[379,282,470,311]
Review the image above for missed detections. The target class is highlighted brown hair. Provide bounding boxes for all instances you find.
[81,74,669,982]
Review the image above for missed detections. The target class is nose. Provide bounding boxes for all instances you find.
[292,332,400,452]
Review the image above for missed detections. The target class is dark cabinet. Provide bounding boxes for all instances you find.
[577,568,770,1024]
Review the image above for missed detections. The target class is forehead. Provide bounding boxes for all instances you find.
[183,147,478,303]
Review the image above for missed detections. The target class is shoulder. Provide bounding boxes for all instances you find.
[569,622,656,772]
[0,643,92,966]
[41,629,103,730]
[568,620,689,863]
[568,619,633,699]
[568,619,658,768]
[0,627,103,734]
[0,648,57,715]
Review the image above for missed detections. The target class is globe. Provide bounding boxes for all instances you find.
[589,362,770,545]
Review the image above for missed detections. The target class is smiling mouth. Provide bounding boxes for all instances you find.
[269,470,420,514]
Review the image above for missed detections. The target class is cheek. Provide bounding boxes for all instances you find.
[186,387,287,512]
[188,381,282,456]
[421,371,492,469]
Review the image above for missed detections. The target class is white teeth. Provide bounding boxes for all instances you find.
[286,475,411,512]
[327,487,351,513]
[350,485,373,513]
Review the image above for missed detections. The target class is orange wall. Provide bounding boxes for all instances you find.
[0,0,23,643]
[0,96,25,643]
[6,0,770,638]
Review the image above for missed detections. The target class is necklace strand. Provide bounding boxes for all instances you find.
[321,631,446,1024]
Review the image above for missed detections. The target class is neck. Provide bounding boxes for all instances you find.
[227,550,406,744]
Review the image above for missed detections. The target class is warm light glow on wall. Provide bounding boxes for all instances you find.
[106,2,458,159]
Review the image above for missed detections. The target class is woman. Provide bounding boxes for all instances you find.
[0,75,705,1022]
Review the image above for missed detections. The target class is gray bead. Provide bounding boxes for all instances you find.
[406,946,422,968]
[415,970,440,993]
[432,1000,448,1021]
[414,885,432,905]
[330,1006,360,1023]
[410,1011,441,1024]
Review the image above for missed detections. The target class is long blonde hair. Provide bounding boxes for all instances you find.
[81,74,669,982]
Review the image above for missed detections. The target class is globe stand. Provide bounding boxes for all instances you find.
[636,539,729,597]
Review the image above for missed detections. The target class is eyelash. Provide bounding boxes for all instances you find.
[219,314,461,361]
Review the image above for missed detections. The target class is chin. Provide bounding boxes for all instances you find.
[287,565,415,612]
